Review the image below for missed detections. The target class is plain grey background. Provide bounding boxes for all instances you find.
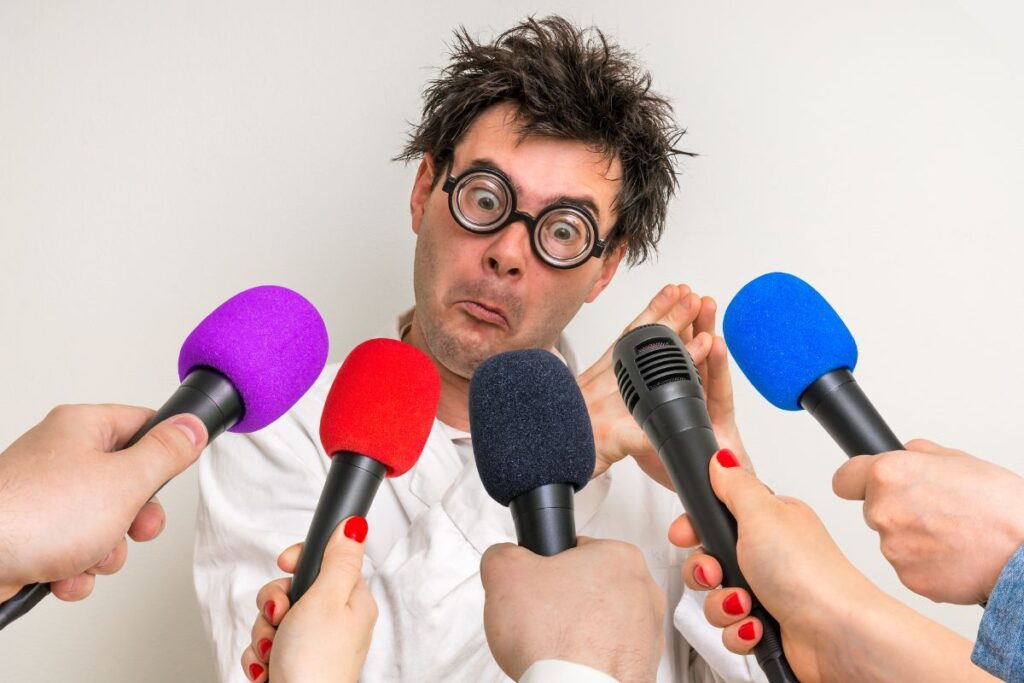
[1,1,1021,680]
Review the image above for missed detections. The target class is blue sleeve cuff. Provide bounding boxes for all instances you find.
[973,543,1024,681]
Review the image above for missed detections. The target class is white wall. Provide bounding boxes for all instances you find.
[1,1,1020,680]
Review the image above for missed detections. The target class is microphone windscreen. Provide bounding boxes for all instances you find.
[469,349,594,506]
[178,285,329,432]
[723,272,858,411]
[319,338,440,477]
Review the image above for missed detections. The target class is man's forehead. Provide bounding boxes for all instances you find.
[452,105,622,217]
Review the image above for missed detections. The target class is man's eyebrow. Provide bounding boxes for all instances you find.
[466,157,603,220]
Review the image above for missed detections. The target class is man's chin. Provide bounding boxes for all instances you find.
[432,324,513,378]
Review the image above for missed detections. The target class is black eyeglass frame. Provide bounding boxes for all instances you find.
[441,164,608,270]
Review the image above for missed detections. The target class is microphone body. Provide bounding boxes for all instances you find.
[800,368,902,457]
[509,483,577,556]
[288,453,386,602]
[614,324,797,683]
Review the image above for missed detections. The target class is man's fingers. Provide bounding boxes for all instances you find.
[685,332,713,367]
[832,455,877,501]
[704,337,736,419]
[88,537,128,576]
[50,572,96,602]
[694,296,717,339]
[480,542,525,587]
[903,438,944,455]
[120,414,208,498]
[92,404,159,451]
[127,499,166,542]
[310,517,368,603]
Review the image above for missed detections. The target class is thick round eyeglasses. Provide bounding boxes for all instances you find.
[441,165,607,269]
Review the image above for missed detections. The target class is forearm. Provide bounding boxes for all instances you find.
[828,588,995,683]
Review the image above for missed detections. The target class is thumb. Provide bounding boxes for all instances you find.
[122,414,207,494]
[312,516,368,603]
[708,449,776,523]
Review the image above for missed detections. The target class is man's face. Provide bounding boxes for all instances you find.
[409,103,625,379]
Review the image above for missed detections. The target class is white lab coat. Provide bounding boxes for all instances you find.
[193,316,766,683]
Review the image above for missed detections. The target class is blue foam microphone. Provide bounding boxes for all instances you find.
[724,272,902,457]
[469,349,595,556]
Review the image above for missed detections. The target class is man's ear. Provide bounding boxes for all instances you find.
[410,152,437,235]
[584,244,626,304]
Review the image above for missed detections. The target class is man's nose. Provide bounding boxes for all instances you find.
[482,220,531,279]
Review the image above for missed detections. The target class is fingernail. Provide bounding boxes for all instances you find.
[694,565,712,588]
[264,601,275,622]
[738,621,757,641]
[716,449,739,468]
[248,662,265,680]
[344,516,369,543]
[258,638,272,659]
[170,416,200,445]
[723,592,744,615]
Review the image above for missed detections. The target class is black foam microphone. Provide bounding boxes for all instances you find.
[614,324,797,683]
[469,349,595,556]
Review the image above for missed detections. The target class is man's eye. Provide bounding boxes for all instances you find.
[473,189,501,212]
[551,222,581,242]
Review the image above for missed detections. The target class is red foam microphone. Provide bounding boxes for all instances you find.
[288,338,440,604]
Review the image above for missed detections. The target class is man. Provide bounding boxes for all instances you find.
[196,16,760,682]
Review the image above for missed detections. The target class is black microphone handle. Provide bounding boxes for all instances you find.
[799,368,903,457]
[509,483,577,556]
[0,368,243,631]
[288,452,386,605]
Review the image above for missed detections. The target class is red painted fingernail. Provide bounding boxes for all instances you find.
[716,449,739,468]
[723,592,745,615]
[738,621,757,641]
[257,638,272,659]
[694,565,712,588]
[264,601,275,622]
[344,516,369,543]
[248,662,265,680]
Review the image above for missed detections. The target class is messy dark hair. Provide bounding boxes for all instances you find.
[396,15,690,265]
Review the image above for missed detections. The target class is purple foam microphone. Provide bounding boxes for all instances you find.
[0,285,329,629]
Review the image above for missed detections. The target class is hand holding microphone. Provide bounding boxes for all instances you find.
[724,273,1024,604]
[670,456,995,683]
[287,338,439,606]
[0,405,208,603]
[613,324,796,683]
[241,517,377,683]
[832,439,1024,605]
[0,285,329,628]
[480,537,666,683]
[471,349,664,682]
